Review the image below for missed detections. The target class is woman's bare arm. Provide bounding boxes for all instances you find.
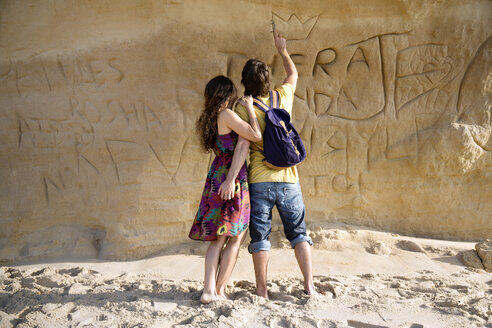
[218,136,251,200]
[222,96,261,142]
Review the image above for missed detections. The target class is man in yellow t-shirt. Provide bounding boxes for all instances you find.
[232,29,316,298]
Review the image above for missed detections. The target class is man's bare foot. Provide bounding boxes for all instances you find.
[256,288,269,299]
[200,292,218,304]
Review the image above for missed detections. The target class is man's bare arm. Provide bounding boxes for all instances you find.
[273,27,298,90]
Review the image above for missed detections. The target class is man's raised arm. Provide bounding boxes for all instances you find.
[273,27,298,91]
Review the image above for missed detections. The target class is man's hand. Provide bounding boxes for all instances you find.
[218,179,235,200]
[274,30,287,55]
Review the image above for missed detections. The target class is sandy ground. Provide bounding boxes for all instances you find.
[1,226,491,328]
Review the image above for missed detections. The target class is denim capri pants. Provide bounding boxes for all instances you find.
[248,182,313,253]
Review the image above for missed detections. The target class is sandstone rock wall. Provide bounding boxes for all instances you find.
[1,0,491,262]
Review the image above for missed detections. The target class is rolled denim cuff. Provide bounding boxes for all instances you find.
[248,240,272,254]
[289,234,313,249]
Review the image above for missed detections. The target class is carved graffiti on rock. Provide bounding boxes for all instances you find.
[331,37,385,120]
[395,44,455,116]
[272,13,318,41]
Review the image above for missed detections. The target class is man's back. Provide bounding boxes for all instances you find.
[235,83,298,184]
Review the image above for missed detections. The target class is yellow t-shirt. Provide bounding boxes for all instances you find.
[235,83,299,184]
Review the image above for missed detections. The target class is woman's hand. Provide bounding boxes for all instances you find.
[238,95,253,110]
[218,178,235,200]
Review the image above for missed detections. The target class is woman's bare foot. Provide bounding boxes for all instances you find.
[216,292,230,301]
[216,286,230,301]
[304,284,318,296]
[200,292,218,304]
[256,288,269,299]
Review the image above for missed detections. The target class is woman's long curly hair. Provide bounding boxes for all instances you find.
[196,75,237,152]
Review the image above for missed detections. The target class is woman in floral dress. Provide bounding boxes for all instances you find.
[189,75,261,303]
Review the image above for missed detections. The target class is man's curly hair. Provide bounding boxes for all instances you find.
[241,59,271,97]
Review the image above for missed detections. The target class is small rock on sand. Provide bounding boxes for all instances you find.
[396,240,426,253]
[366,241,392,256]
[475,239,492,272]
[460,250,484,270]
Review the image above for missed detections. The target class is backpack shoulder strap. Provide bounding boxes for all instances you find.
[253,97,270,113]
[270,90,279,108]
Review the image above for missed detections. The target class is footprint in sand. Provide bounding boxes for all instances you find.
[346,319,389,328]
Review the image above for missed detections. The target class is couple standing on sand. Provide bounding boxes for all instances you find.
[189,27,316,303]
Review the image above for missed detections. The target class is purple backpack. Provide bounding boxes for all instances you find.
[253,90,306,169]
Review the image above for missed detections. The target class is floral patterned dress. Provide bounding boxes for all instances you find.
[189,131,250,241]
